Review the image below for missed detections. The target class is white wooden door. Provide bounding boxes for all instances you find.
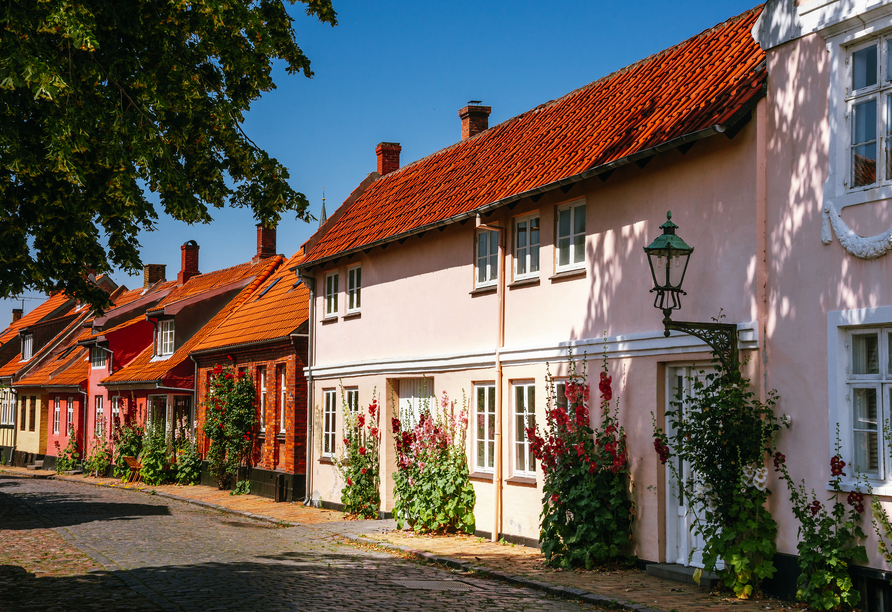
[398,378,434,428]
[665,365,717,569]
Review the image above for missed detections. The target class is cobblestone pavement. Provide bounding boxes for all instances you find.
[0,476,596,612]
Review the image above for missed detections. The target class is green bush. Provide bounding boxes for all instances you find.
[202,364,256,489]
[140,418,170,486]
[54,425,80,474]
[84,422,112,477]
[336,391,381,519]
[112,418,143,480]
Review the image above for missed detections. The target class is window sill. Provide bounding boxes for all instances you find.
[509,277,540,289]
[469,285,497,296]
[342,311,361,320]
[319,456,335,465]
[835,479,892,496]
[506,475,537,487]
[468,471,494,482]
[549,268,586,282]
[321,316,338,325]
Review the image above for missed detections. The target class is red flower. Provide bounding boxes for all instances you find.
[809,500,822,516]
[346,478,353,486]
[361,468,367,474]
[370,427,378,438]
[357,414,365,428]
[599,372,612,402]
[773,451,786,472]
[225,373,233,380]
[830,455,846,477]
[237,371,245,379]
[588,461,598,473]
[847,491,865,508]
[551,493,559,504]
[343,438,349,446]
[391,417,401,434]
[369,401,378,418]
[359,446,367,456]
[213,364,223,375]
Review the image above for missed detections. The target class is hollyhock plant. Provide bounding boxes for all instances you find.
[202,364,256,490]
[776,427,867,610]
[391,389,475,534]
[336,387,381,519]
[527,342,633,569]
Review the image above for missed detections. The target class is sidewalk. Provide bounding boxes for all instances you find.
[0,465,799,612]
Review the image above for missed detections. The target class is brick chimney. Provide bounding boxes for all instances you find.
[177,240,200,285]
[459,101,491,140]
[143,264,166,289]
[253,223,277,264]
[376,142,401,176]
[11,308,22,323]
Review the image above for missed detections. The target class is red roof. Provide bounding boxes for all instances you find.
[192,251,309,353]
[302,6,766,266]
[0,293,73,349]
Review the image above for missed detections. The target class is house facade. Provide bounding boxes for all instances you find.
[298,6,767,563]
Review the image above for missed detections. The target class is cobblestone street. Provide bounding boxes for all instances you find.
[0,476,596,611]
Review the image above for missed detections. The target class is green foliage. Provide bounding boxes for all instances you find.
[139,418,169,486]
[202,364,256,490]
[776,428,868,610]
[392,389,476,534]
[112,418,143,480]
[653,360,784,599]
[171,414,201,485]
[230,479,251,495]
[869,419,892,565]
[0,0,337,308]
[529,348,634,569]
[336,387,381,519]
[54,424,80,474]
[84,420,112,477]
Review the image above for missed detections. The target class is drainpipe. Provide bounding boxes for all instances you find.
[299,273,316,505]
[9,388,17,465]
[479,214,507,543]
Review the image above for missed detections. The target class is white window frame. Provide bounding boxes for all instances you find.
[259,366,267,433]
[346,388,359,414]
[829,307,892,494]
[95,395,104,434]
[513,381,536,477]
[514,213,540,280]
[156,320,175,356]
[90,347,107,368]
[346,265,361,314]
[66,397,74,432]
[322,389,336,458]
[475,229,499,288]
[279,366,286,434]
[324,271,339,318]
[53,397,60,434]
[112,396,120,423]
[555,200,586,271]
[21,334,32,360]
[0,388,8,425]
[475,383,497,473]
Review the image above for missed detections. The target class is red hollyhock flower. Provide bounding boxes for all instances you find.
[357,414,365,428]
[343,438,349,446]
[830,455,846,477]
[599,372,612,402]
[551,493,559,503]
[773,451,786,472]
[370,427,379,438]
[225,373,233,380]
[391,417,401,434]
[359,446,367,456]
[361,468,367,474]
[346,478,353,486]
[809,500,822,516]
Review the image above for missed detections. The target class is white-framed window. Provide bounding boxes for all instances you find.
[66,397,74,431]
[514,214,540,279]
[95,395,104,434]
[112,396,120,424]
[513,382,536,477]
[0,388,8,425]
[21,334,33,360]
[346,388,359,414]
[555,200,586,271]
[845,327,892,479]
[258,366,267,432]
[347,265,361,313]
[156,320,175,356]
[90,347,107,368]
[475,383,496,472]
[475,229,499,288]
[323,389,336,457]
[53,397,60,434]
[279,366,286,434]
[845,37,892,190]
[325,272,339,317]
[398,378,434,428]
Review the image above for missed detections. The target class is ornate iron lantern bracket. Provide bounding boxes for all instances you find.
[661,310,738,372]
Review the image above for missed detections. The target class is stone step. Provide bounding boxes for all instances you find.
[26,460,44,471]
[644,563,720,589]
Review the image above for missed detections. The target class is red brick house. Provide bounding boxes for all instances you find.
[190,234,310,500]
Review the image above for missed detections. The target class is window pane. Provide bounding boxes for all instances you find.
[854,99,877,145]
[477,232,487,258]
[573,232,585,264]
[559,208,570,238]
[854,44,878,90]
[530,219,540,272]
[516,221,527,249]
[574,205,586,236]
[888,332,892,376]
[558,237,570,266]
[853,387,879,473]
[888,40,892,81]
[853,333,880,374]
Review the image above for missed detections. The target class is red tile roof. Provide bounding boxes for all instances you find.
[102,256,283,386]
[0,293,73,349]
[302,6,766,266]
[192,252,309,353]
[148,261,269,314]
[15,345,89,388]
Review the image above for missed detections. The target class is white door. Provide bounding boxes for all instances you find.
[398,378,434,428]
[665,365,719,569]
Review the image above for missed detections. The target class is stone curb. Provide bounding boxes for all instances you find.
[342,534,668,612]
[4,469,669,612]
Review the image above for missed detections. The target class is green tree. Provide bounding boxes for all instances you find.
[0,0,336,309]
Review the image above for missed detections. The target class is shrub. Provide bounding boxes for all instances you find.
[84,419,112,477]
[336,390,381,519]
[653,360,784,599]
[54,425,80,474]
[140,418,170,486]
[528,349,634,569]
[112,417,143,480]
[392,390,475,534]
[202,364,256,489]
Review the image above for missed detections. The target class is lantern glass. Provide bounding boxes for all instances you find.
[643,212,694,308]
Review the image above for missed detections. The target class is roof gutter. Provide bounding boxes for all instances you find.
[298,122,737,271]
[188,333,305,358]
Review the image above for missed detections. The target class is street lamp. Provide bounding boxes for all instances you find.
[643,211,738,370]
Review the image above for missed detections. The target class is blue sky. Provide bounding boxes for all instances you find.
[5,0,759,323]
